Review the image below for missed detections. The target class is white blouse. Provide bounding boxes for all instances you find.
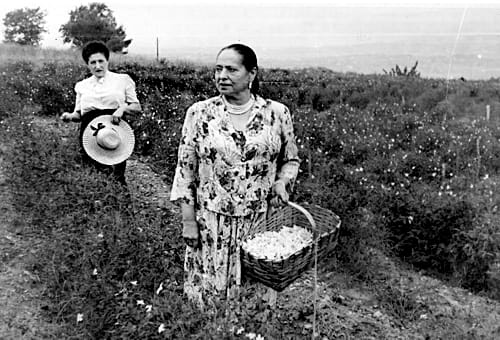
[74,71,140,115]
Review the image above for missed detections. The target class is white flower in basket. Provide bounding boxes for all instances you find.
[242,224,313,261]
[241,201,341,292]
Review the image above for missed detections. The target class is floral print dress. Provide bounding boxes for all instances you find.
[170,95,299,307]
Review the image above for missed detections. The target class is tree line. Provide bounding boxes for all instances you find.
[2,2,131,53]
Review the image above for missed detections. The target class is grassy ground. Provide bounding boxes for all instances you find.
[0,136,66,339]
[0,114,499,339]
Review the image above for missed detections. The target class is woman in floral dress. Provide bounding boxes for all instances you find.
[170,43,300,308]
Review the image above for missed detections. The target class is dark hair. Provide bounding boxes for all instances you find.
[218,43,260,94]
[82,40,110,63]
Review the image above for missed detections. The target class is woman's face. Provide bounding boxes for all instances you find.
[215,49,256,98]
[87,52,109,79]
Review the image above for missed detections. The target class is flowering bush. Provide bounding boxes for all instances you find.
[2,55,500,337]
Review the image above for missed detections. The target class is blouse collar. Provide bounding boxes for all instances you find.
[92,71,109,84]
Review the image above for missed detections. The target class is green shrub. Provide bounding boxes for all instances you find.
[3,56,500,311]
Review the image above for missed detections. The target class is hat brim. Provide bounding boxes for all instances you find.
[82,115,135,165]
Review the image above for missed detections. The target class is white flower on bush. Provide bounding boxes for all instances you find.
[242,225,313,260]
[76,313,84,323]
[158,323,166,334]
[156,282,164,295]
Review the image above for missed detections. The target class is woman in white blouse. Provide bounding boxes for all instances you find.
[61,40,141,185]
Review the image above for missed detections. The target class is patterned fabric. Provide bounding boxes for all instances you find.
[184,207,264,308]
[170,94,300,306]
[74,71,139,115]
[170,95,300,216]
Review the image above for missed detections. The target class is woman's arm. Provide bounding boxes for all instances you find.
[181,202,199,248]
[276,104,300,188]
[60,110,81,122]
[270,103,300,206]
[112,74,142,122]
[170,105,200,246]
[112,102,142,123]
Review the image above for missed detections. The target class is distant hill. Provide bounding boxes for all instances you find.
[153,34,500,80]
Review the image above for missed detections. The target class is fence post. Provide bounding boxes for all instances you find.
[476,136,481,179]
[156,37,159,62]
[486,105,491,121]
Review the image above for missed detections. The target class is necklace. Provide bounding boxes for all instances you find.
[222,95,255,115]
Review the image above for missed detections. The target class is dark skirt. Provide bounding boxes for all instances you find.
[79,109,127,185]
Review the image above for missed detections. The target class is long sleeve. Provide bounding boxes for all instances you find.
[276,105,300,188]
[170,104,199,205]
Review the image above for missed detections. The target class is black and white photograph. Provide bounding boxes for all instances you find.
[1,0,499,339]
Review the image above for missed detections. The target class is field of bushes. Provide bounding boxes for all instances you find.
[1,44,500,338]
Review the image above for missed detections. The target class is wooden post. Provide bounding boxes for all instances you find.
[476,136,481,179]
[486,105,491,121]
[156,37,159,61]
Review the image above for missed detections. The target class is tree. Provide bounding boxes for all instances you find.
[383,61,421,78]
[59,2,132,53]
[3,7,47,46]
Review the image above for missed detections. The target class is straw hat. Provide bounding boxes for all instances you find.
[82,115,135,165]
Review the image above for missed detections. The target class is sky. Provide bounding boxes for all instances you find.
[2,0,500,78]
[1,0,496,51]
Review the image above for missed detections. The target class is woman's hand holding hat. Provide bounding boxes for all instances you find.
[182,220,200,249]
[270,179,289,207]
[111,109,123,125]
[82,115,135,165]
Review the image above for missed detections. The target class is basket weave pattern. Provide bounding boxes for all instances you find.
[241,202,341,292]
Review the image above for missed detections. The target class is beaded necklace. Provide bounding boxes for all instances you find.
[222,95,255,115]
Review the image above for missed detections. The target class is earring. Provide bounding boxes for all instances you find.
[248,81,252,89]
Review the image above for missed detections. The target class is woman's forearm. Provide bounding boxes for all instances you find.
[114,102,141,119]
[72,111,82,121]
[124,102,141,114]
[181,203,196,222]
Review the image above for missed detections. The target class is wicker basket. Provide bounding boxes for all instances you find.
[241,202,341,292]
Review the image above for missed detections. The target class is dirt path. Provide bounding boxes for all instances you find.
[125,159,177,212]
[0,144,63,339]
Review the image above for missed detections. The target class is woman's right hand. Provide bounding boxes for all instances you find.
[182,220,200,249]
[60,112,80,122]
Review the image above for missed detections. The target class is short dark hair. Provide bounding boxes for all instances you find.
[218,43,260,94]
[82,40,110,63]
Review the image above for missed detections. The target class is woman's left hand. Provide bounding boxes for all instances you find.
[270,180,289,207]
[111,112,122,125]
[112,107,125,125]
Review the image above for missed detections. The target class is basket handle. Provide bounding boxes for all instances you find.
[287,201,317,231]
